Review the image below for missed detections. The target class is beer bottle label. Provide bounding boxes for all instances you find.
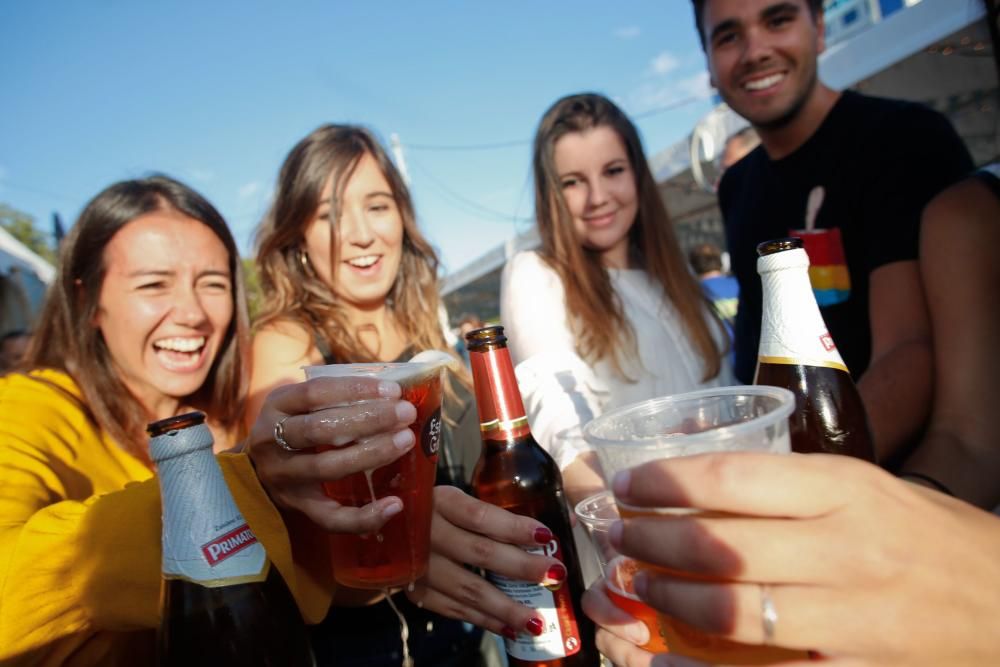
[487,537,582,661]
[757,248,849,372]
[154,425,268,586]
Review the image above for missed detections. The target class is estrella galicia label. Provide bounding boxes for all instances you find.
[422,407,442,459]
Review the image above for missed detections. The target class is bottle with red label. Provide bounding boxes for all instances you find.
[465,326,600,667]
[149,411,315,666]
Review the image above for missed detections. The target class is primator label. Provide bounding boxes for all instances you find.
[488,537,581,661]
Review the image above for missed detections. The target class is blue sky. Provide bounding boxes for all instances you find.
[0,1,716,276]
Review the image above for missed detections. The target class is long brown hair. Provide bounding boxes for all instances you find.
[24,175,250,464]
[532,92,725,381]
[255,124,459,369]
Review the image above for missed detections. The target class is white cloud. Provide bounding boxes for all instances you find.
[649,51,681,76]
[237,181,262,200]
[188,168,215,182]
[614,26,640,40]
[627,71,713,115]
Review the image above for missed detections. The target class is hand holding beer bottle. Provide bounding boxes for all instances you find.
[466,325,601,667]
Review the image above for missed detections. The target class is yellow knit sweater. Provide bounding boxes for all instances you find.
[0,370,332,665]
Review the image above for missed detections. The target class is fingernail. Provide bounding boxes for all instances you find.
[612,470,631,497]
[382,500,403,519]
[608,519,623,548]
[533,526,553,544]
[543,563,567,585]
[633,570,648,598]
[395,401,416,423]
[392,429,415,451]
[501,626,517,641]
[378,381,401,398]
[525,617,545,637]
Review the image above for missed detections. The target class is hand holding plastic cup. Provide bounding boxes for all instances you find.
[303,356,447,589]
[574,491,668,653]
[582,385,810,664]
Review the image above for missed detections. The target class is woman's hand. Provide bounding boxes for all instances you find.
[611,452,1000,666]
[246,376,416,535]
[405,486,567,639]
[582,580,656,667]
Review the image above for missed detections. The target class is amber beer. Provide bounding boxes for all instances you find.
[466,326,600,667]
[318,363,443,588]
[754,238,877,461]
[149,412,314,666]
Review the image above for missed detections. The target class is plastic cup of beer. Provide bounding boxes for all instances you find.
[582,385,811,664]
[303,360,445,589]
[575,492,668,653]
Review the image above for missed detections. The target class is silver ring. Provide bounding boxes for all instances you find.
[273,415,296,453]
[760,584,777,644]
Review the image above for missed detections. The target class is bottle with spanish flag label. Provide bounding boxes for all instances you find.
[465,326,600,667]
[754,238,876,462]
[149,412,315,666]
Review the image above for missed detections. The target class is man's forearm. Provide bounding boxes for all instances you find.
[858,338,933,463]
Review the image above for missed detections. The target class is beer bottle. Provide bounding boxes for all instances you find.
[465,326,600,667]
[149,412,315,666]
[753,238,877,461]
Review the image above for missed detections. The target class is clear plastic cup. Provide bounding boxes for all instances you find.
[303,360,445,589]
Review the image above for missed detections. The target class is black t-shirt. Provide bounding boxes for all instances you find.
[719,91,973,384]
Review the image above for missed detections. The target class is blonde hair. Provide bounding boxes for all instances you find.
[532,93,725,381]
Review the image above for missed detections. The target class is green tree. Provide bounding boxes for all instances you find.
[0,204,56,264]
[241,257,262,321]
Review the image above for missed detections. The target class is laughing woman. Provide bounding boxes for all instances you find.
[0,176,559,666]
[248,124,490,666]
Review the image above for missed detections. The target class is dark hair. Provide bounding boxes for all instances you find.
[24,175,250,464]
[532,92,725,381]
[689,243,724,275]
[690,0,824,48]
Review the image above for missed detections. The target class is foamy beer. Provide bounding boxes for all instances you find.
[303,360,444,589]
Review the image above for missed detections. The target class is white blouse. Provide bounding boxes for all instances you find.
[500,250,736,471]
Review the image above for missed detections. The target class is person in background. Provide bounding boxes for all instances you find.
[0,175,566,666]
[0,329,30,372]
[719,125,760,173]
[454,312,485,364]
[687,242,738,337]
[694,0,973,464]
[248,124,492,666]
[501,92,733,507]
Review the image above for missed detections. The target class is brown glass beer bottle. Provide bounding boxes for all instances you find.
[753,238,877,462]
[465,326,600,667]
[149,412,315,666]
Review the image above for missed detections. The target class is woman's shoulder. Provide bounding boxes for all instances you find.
[0,369,97,446]
[502,250,563,294]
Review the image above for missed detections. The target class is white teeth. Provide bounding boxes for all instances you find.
[347,255,379,268]
[154,337,205,353]
[745,73,784,91]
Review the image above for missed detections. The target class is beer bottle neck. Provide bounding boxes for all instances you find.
[756,247,849,373]
[468,343,532,441]
[152,424,268,585]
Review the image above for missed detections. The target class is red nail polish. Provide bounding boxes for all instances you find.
[526,617,545,636]
[545,563,567,583]
[501,626,518,641]
[533,527,553,544]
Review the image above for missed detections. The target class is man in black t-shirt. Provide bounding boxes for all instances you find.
[690,0,973,462]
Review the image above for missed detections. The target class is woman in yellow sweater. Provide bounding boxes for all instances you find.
[0,176,561,665]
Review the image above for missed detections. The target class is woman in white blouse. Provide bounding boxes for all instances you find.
[501,92,734,504]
